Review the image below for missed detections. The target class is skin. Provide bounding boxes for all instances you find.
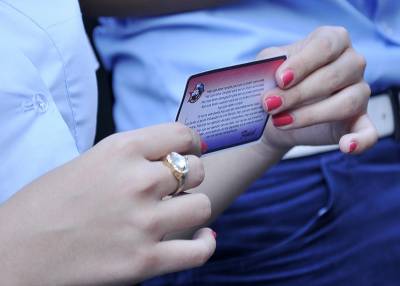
[0,25,377,285]
[0,125,215,285]
[186,26,377,227]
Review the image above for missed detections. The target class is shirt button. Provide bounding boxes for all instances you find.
[34,94,49,113]
[22,94,49,114]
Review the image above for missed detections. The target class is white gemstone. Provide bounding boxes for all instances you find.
[170,152,187,171]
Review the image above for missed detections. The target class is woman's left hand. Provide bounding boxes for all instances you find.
[258,26,378,155]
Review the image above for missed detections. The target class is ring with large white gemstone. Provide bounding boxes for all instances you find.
[163,152,189,196]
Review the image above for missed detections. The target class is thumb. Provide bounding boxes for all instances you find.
[339,113,378,154]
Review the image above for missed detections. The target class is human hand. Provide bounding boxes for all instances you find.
[0,123,215,285]
[258,26,378,154]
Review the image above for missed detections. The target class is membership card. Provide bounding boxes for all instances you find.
[176,56,286,154]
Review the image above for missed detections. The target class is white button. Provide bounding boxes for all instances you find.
[34,94,49,113]
[22,94,49,114]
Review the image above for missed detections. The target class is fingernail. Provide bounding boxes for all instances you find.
[281,69,294,87]
[264,96,283,112]
[201,139,208,154]
[349,141,358,153]
[212,231,217,239]
[272,112,294,127]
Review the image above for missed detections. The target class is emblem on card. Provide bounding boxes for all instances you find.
[188,83,205,103]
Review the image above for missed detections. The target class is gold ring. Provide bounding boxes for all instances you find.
[163,152,189,196]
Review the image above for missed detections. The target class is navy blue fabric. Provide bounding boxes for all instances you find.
[145,138,400,285]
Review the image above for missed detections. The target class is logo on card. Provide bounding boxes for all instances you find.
[188,83,205,103]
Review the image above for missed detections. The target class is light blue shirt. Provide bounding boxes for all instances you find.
[0,0,98,202]
[94,0,400,133]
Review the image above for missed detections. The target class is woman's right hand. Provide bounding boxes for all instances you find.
[0,123,215,286]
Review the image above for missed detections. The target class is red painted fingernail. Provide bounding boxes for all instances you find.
[281,69,294,87]
[264,96,283,112]
[212,231,217,239]
[349,141,358,153]
[201,140,208,154]
[272,112,294,127]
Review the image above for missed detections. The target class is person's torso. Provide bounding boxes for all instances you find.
[0,0,98,200]
[95,0,400,130]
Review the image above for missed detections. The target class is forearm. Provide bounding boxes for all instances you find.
[197,141,287,223]
[0,204,28,286]
[79,0,237,17]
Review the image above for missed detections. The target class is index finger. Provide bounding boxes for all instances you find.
[129,123,202,160]
[276,26,350,89]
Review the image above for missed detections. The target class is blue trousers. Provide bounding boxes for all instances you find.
[145,138,400,286]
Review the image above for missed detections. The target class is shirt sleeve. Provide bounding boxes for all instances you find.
[0,46,79,202]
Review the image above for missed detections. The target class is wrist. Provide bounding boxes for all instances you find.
[256,137,290,164]
[0,205,26,286]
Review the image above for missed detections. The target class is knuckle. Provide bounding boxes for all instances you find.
[125,165,160,197]
[346,83,370,116]
[314,26,335,37]
[287,86,304,107]
[300,111,313,127]
[134,211,161,235]
[343,93,358,115]
[191,158,206,186]
[194,193,212,222]
[360,81,372,97]
[112,132,141,156]
[98,133,122,151]
[175,123,195,149]
[316,26,349,42]
[317,36,335,59]
[141,250,161,270]
[347,96,362,115]
[138,178,159,196]
[334,26,350,43]
[314,25,329,35]
[134,249,161,278]
[360,82,372,109]
[293,51,307,69]
[356,53,367,73]
[145,216,161,234]
[313,26,350,59]
[256,46,283,60]
[327,69,342,93]
[107,135,133,159]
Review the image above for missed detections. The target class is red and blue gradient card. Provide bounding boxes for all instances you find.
[176,56,286,154]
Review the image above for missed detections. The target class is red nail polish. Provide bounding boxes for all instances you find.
[212,231,217,239]
[201,140,208,153]
[265,96,283,112]
[349,141,358,153]
[272,112,294,127]
[281,69,294,87]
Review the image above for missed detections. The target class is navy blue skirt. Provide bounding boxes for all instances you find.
[145,138,400,286]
